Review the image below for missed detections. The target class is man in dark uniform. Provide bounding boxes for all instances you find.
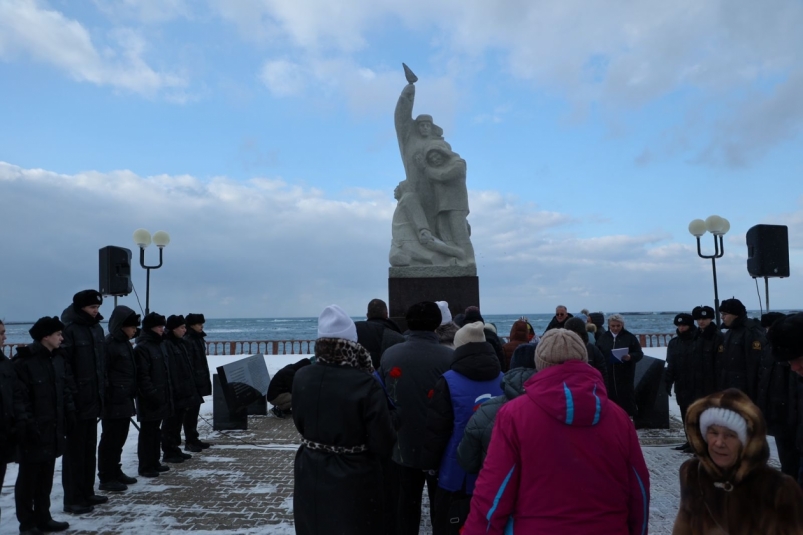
[691,305,723,400]
[161,315,199,464]
[14,317,74,533]
[60,289,108,513]
[355,299,405,370]
[1,319,25,524]
[97,306,141,492]
[717,297,768,402]
[183,313,212,452]
[665,313,698,452]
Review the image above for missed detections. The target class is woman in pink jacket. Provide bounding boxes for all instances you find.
[462,328,650,535]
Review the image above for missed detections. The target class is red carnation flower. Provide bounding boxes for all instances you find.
[389,367,403,379]
[427,389,434,399]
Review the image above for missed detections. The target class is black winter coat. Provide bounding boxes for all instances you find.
[420,341,502,470]
[544,313,573,333]
[719,316,768,402]
[510,342,537,369]
[483,328,507,371]
[355,317,405,369]
[457,367,536,474]
[134,330,172,422]
[102,306,138,420]
[693,322,724,399]
[586,342,608,385]
[61,305,105,420]
[596,328,644,416]
[13,343,75,463]
[292,362,395,535]
[163,332,202,410]
[184,329,212,398]
[267,358,311,402]
[379,331,453,468]
[665,326,699,409]
[757,341,798,438]
[0,353,25,463]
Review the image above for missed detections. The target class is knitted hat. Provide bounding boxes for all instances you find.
[405,301,442,331]
[166,315,186,331]
[719,298,746,317]
[700,407,748,446]
[454,321,486,348]
[73,289,103,308]
[317,305,357,342]
[768,313,803,362]
[121,312,141,328]
[185,313,205,326]
[29,316,65,341]
[674,313,695,327]
[760,312,786,329]
[142,312,167,330]
[435,301,452,326]
[463,306,484,324]
[535,329,588,372]
[692,306,715,320]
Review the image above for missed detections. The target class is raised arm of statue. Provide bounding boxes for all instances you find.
[394,83,416,151]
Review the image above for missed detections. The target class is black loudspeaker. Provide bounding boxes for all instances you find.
[99,246,133,296]
[746,225,790,278]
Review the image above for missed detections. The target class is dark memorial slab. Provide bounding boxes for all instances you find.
[216,354,271,414]
[389,276,479,331]
[212,374,247,431]
[633,355,669,429]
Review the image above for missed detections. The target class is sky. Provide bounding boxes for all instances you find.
[1,0,802,321]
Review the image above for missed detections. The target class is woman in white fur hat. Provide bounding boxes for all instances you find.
[673,388,803,534]
[291,305,395,535]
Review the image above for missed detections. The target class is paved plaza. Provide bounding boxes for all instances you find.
[1,411,706,534]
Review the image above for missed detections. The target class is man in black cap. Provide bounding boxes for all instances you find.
[183,313,213,452]
[60,289,107,514]
[134,312,172,478]
[756,312,798,477]
[665,313,698,451]
[718,297,769,402]
[379,301,453,535]
[1,319,25,525]
[161,315,200,463]
[97,306,141,492]
[355,299,405,370]
[14,317,75,534]
[690,305,723,399]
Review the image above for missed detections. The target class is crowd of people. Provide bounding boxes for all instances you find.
[0,290,212,534]
[289,298,803,535]
[4,293,803,534]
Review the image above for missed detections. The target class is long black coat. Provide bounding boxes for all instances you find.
[757,341,798,439]
[355,317,405,370]
[292,362,395,535]
[693,322,724,399]
[665,326,699,409]
[0,353,25,463]
[719,316,768,402]
[13,342,75,463]
[61,305,105,420]
[596,328,644,416]
[586,342,608,385]
[102,306,138,420]
[163,332,201,411]
[134,330,172,422]
[184,329,212,398]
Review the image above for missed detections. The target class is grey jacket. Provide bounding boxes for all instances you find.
[379,331,453,468]
[457,367,536,474]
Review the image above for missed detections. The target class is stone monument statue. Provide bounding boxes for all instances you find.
[390,64,476,277]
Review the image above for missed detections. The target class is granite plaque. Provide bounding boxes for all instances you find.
[212,374,247,431]
[216,354,271,414]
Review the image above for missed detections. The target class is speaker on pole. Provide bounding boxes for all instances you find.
[99,246,133,296]
[746,224,789,278]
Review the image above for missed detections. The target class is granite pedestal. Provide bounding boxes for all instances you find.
[389,275,479,330]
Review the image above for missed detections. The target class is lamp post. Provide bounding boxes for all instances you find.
[133,228,171,316]
[688,215,730,327]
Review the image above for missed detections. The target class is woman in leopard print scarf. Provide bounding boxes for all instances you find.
[292,305,395,535]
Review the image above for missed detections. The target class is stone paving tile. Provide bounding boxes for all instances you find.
[48,413,705,534]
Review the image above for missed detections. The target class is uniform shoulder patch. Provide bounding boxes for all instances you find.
[718,345,724,353]
[752,340,762,350]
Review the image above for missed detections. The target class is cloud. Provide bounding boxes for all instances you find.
[92,0,190,23]
[5,161,800,322]
[0,0,187,97]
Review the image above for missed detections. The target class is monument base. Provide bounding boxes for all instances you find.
[389,275,479,331]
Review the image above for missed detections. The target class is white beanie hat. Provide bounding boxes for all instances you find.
[436,301,452,326]
[317,305,358,342]
[454,321,486,348]
[535,329,588,372]
[699,407,748,446]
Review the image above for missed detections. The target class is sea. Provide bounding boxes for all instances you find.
[2,310,787,345]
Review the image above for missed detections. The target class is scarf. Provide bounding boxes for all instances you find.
[314,338,374,373]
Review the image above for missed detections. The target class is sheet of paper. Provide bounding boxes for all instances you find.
[611,348,629,362]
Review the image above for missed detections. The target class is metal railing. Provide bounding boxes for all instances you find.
[3,333,676,358]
